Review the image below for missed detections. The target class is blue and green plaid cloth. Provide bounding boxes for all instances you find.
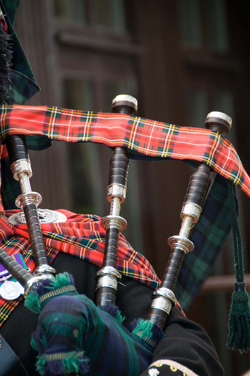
[26,273,155,376]
[0,0,40,105]
[0,0,41,213]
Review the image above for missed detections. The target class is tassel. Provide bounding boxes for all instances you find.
[36,351,90,376]
[64,352,90,374]
[128,318,164,350]
[31,326,47,353]
[25,288,42,313]
[30,335,38,351]
[25,272,77,313]
[226,181,250,352]
[47,272,75,290]
[131,319,155,341]
[0,22,12,104]
[226,282,250,352]
[99,304,125,323]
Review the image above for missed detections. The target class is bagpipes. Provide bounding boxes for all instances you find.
[1,5,250,376]
[0,95,249,376]
[0,95,167,376]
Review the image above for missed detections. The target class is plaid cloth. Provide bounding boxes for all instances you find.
[0,105,249,312]
[0,105,249,198]
[175,173,231,308]
[0,0,40,105]
[0,209,161,328]
[0,0,41,210]
[28,274,153,376]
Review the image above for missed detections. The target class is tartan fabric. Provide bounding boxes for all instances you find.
[0,105,249,199]
[0,0,40,105]
[175,174,231,309]
[0,0,41,208]
[0,152,21,209]
[0,104,248,313]
[0,0,19,25]
[0,209,161,327]
[31,286,153,376]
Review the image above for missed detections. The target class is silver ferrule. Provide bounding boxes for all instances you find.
[153,287,177,305]
[150,296,173,315]
[15,192,42,209]
[97,275,118,290]
[100,215,127,231]
[96,266,122,290]
[110,196,122,216]
[180,203,202,223]
[19,173,32,194]
[97,266,122,279]
[168,235,194,254]
[150,287,177,314]
[107,184,127,203]
[24,273,55,298]
[33,264,56,276]
[11,159,32,181]
[179,216,195,238]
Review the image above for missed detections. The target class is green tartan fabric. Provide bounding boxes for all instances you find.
[0,155,20,209]
[27,274,154,376]
[0,0,41,105]
[0,0,41,209]
[1,0,19,25]
[175,173,231,309]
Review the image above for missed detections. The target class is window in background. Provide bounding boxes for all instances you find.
[187,87,208,126]
[53,0,142,249]
[187,87,235,143]
[64,78,94,110]
[54,0,87,24]
[178,0,229,52]
[54,0,127,31]
[102,78,137,111]
[93,0,126,31]
[178,0,203,49]
[203,0,229,52]
[62,75,143,254]
[63,77,105,215]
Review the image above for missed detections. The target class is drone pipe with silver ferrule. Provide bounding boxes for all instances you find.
[0,248,32,287]
[0,247,54,298]
[147,111,232,329]
[5,135,55,276]
[96,95,138,307]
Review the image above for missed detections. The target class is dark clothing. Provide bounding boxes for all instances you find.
[0,252,224,376]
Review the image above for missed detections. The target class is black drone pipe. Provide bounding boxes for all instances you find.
[0,16,54,288]
[96,94,138,307]
[4,134,55,277]
[147,111,232,329]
